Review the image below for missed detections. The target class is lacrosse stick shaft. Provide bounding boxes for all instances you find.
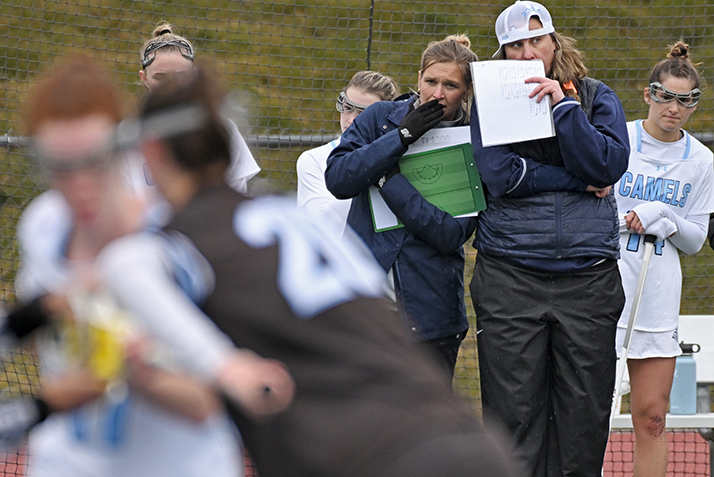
[610,234,657,425]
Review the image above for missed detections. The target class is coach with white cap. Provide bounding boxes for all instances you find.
[469,1,630,476]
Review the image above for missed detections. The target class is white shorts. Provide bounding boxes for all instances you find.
[615,327,682,359]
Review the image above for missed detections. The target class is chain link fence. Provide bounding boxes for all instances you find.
[2,0,714,475]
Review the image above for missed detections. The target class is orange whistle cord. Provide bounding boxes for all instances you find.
[563,81,578,93]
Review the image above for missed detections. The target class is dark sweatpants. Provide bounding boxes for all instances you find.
[422,329,468,380]
[471,253,625,477]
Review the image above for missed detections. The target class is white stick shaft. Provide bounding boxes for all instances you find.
[610,236,656,425]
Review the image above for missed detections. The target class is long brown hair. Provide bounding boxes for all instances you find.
[549,32,588,99]
[649,40,702,89]
[497,31,588,101]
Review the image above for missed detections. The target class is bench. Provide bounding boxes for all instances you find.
[610,315,714,472]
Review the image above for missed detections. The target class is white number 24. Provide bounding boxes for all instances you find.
[233,197,386,319]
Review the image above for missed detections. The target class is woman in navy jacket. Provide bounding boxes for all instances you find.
[469,2,630,476]
[325,35,478,379]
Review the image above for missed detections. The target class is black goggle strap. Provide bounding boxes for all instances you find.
[648,81,701,107]
[141,39,195,68]
[335,91,368,113]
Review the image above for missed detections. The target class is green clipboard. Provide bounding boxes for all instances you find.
[369,141,486,232]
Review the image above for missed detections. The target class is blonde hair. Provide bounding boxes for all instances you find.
[139,22,194,69]
[345,70,399,101]
[420,34,479,87]
[416,34,479,123]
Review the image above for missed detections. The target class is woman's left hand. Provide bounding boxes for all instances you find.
[525,76,565,106]
[586,185,611,198]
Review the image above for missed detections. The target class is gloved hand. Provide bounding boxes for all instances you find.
[397,99,445,147]
[375,163,400,189]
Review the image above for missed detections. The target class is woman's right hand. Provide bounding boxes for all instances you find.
[525,76,565,106]
[397,99,445,147]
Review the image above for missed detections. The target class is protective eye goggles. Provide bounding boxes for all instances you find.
[29,137,118,174]
[335,91,368,114]
[648,82,701,108]
[141,39,195,68]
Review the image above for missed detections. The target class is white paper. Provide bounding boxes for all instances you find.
[404,125,471,154]
[471,60,555,146]
[370,126,475,231]
[369,185,400,230]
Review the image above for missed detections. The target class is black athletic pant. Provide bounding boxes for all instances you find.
[471,254,624,477]
[423,329,467,380]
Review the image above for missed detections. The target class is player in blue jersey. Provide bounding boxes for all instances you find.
[615,40,714,477]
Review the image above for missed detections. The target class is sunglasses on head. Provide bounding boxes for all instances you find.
[648,81,701,108]
[141,39,195,68]
[336,91,368,114]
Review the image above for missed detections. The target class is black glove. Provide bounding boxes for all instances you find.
[397,99,445,147]
[4,295,52,340]
[375,163,400,189]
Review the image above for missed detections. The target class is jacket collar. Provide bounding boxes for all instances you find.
[385,94,418,126]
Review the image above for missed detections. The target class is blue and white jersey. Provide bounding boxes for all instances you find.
[615,120,714,332]
[16,190,242,477]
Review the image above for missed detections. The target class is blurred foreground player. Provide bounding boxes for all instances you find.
[13,56,293,477]
[98,64,521,477]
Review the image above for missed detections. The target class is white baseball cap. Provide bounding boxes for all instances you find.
[493,1,555,57]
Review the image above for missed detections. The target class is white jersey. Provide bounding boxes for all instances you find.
[615,120,714,332]
[224,118,261,194]
[296,139,351,234]
[126,117,260,202]
[15,191,242,477]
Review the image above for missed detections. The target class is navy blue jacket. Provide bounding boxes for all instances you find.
[471,78,630,272]
[325,97,476,340]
